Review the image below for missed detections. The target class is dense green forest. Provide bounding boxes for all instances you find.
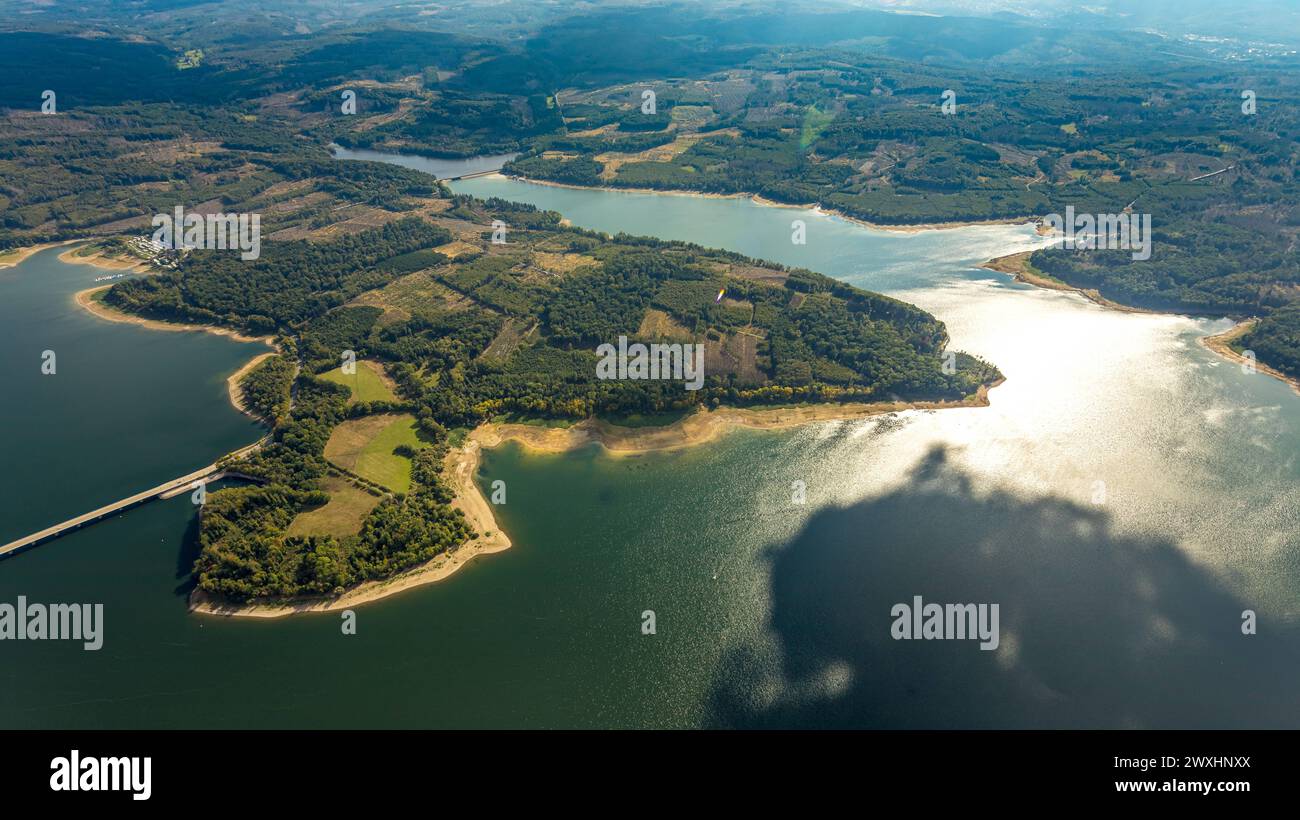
[236,354,295,424]
[109,197,996,416]
[106,217,451,328]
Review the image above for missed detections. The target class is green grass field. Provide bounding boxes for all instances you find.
[319,360,398,404]
[286,475,383,538]
[324,413,426,493]
[800,104,835,149]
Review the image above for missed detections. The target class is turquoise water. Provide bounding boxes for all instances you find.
[2,169,1299,728]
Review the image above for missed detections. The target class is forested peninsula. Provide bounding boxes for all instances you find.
[98,183,995,606]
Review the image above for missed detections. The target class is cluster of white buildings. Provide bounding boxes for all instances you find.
[125,235,179,269]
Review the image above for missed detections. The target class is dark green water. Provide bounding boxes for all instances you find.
[0,251,264,545]
[4,171,1300,728]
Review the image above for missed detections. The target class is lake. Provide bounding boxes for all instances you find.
[329,144,518,179]
[1,165,1297,728]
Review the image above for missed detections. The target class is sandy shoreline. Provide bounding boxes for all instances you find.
[225,352,279,418]
[67,250,283,408]
[74,284,274,346]
[0,239,80,269]
[191,382,998,617]
[493,172,1039,234]
[75,284,279,420]
[189,436,514,618]
[1201,319,1300,396]
[981,250,1153,314]
[984,251,1300,395]
[58,244,153,273]
[472,386,998,456]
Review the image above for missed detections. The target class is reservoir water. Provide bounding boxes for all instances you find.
[329,144,518,179]
[2,168,1298,728]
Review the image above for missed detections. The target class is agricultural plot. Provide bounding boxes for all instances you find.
[319,359,398,404]
[286,475,383,538]
[324,413,427,493]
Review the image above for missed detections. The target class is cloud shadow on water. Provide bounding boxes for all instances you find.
[708,445,1299,728]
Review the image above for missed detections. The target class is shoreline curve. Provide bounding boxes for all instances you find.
[485,172,1040,234]
[189,381,1000,617]
[982,250,1300,396]
[1200,319,1300,396]
[51,219,1008,617]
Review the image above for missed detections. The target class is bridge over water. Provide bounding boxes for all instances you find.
[0,439,264,558]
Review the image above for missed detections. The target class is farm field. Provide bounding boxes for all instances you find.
[319,360,398,404]
[323,413,426,493]
[286,475,384,538]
